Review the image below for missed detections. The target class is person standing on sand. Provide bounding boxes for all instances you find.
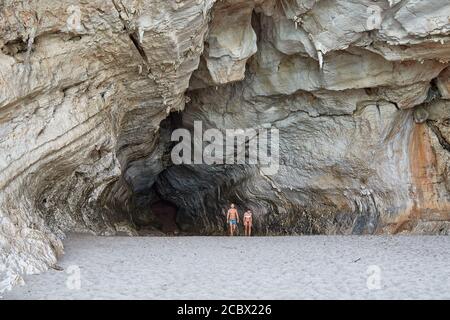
[226,203,239,236]
[243,210,253,236]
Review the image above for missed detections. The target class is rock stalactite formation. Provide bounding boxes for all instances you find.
[1,0,450,292]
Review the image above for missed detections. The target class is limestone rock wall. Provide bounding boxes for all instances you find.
[0,0,215,293]
[1,0,450,293]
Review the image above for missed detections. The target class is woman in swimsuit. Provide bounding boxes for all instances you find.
[243,210,253,236]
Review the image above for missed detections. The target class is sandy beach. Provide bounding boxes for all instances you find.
[4,234,450,300]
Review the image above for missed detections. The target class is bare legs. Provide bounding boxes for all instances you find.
[228,222,251,236]
[229,223,236,236]
[244,224,252,236]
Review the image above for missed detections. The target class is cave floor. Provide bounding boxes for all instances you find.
[4,234,450,300]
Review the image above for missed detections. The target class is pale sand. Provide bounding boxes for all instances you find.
[4,234,450,299]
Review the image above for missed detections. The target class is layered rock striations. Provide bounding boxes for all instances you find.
[1,0,449,292]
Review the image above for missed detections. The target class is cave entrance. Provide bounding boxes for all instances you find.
[128,95,284,235]
[122,107,263,236]
[149,200,179,235]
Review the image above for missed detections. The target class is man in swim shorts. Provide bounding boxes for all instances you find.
[226,203,239,236]
[243,209,253,236]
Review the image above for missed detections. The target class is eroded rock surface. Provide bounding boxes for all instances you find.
[1,0,450,293]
